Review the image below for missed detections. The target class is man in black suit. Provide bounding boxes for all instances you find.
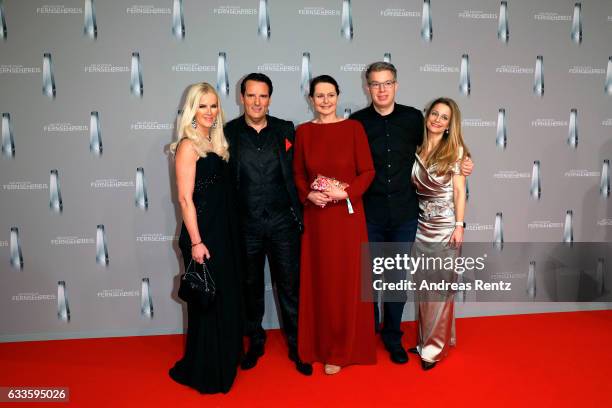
[224,73,311,376]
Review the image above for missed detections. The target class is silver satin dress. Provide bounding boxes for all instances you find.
[410,153,461,363]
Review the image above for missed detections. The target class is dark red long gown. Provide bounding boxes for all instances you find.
[293,119,377,367]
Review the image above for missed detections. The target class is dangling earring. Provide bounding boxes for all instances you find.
[211,119,217,129]
[191,119,197,129]
[444,128,449,137]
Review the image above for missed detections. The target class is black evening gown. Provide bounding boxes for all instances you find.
[170,152,243,394]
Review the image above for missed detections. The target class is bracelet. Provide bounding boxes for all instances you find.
[455,221,466,228]
[191,241,202,248]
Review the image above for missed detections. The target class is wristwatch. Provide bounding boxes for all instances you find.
[455,221,466,228]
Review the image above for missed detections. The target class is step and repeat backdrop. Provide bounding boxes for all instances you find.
[0,0,611,342]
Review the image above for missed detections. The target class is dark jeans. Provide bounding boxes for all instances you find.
[367,218,418,349]
[242,209,300,355]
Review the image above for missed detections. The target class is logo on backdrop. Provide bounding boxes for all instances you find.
[84,0,97,40]
[531,118,567,127]
[12,292,56,302]
[258,0,270,40]
[172,0,185,40]
[379,8,419,18]
[341,0,353,40]
[96,225,109,266]
[51,236,94,245]
[126,5,171,15]
[1,112,14,158]
[419,63,458,73]
[213,5,256,15]
[534,56,544,97]
[130,52,143,97]
[298,6,339,16]
[135,167,148,210]
[136,233,178,242]
[530,161,541,200]
[130,121,174,130]
[340,63,366,72]
[10,227,23,270]
[571,3,582,44]
[496,108,507,150]
[493,170,530,179]
[459,54,470,96]
[498,1,509,43]
[57,281,70,322]
[216,52,229,97]
[462,119,496,128]
[49,169,63,213]
[564,169,600,178]
[528,220,563,230]
[36,5,82,14]
[300,52,311,96]
[568,66,605,74]
[90,111,102,156]
[568,109,578,148]
[141,278,154,319]
[458,10,497,19]
[465,223,494,232]
[421,0,432,42]
[97,288,139,298]
[43,53,56,99]
[257,62,299,72]
[3,181,48,190]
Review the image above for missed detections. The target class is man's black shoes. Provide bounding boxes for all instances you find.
[387,345,409,364]
[241,345,264,370]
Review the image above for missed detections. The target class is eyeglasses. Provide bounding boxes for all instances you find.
[368,80,396,89]
[429,110,450,121]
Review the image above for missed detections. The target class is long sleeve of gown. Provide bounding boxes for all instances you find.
[293,126,310,204]
[346,121,375,202]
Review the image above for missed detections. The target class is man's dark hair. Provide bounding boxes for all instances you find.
[240,73,273,96]
[308,75,340,97]
[365,61,397,82]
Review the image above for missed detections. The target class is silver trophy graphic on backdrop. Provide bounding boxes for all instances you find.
[527,261,536,300]
[172,0,185,40]
[498,1,509,43]
[530,160,541,200]
[141,278,154,318]
[135,167,148,210]
[1,0,7,39]
[9,227,23,270]
[84,0,97,40]
[130,52,143,97]
[465,178,469,201]
[49,169,63,213]
[496,108,506,150]
[563,210,573,245]
[571,2,582,44]
[300,52,311,96]
[89,111,102,156]
[216,52,229,97]
[605,57,612,95]
[601,160,610,198]
[421,0,432,42]
[57,281,70,322]
[43,53,56,99]
[596,258,605,296]
[383,53,391,63]
[494,212,503,251]
[459,54,470,96]
[534,55,544,97]
[568,109,578,148]
[341,0,353,40]
[1,112,14,158]
[257,0,270,40]
[96,224,109,266]
[343,108,351,119]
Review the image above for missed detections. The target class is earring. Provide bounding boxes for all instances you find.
[211,120,218,129]
[444,128,449,137]
[191,119,197,129]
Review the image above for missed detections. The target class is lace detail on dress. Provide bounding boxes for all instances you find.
[422,200,455,220]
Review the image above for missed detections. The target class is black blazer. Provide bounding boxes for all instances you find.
[225,115,303,230]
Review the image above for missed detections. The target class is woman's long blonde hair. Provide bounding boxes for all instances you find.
[417,97,470,175]
[170,82,229,161]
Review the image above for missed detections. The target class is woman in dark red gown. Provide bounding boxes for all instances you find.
[293,75,376,375]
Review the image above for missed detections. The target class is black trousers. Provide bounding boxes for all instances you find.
[242,209,300,356]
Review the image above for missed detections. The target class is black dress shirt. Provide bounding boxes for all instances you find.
[351,103,424,227]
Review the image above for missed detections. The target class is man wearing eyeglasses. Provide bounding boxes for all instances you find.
[350,61,473,364]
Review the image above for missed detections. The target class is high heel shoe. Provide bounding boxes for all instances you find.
[421,360,437,371]
[324,364,341,375]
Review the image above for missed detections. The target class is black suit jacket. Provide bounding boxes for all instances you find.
[225,115,303,230]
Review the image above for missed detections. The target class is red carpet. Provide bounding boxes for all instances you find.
[1,310,611,407]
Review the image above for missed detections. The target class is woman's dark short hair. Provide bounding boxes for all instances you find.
[240,73,273,96]
[309,75,340,97]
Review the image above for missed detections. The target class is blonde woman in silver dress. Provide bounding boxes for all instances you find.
[409,97,469,370]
